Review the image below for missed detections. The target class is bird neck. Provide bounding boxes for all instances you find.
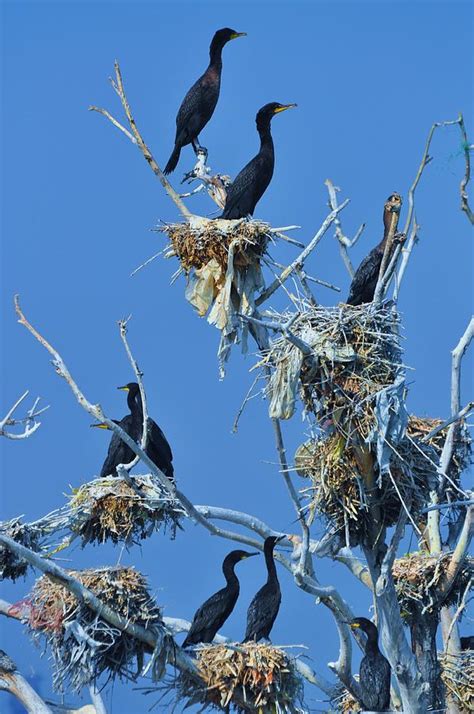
[222,559,239,588]
[257,123,274,153]
[381,207,395,247]
[127,390,143,420]
[209,41,224,69]
[264,544,278,581]
[364,627,380,656]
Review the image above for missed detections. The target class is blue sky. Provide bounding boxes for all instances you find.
[1,1,473,712]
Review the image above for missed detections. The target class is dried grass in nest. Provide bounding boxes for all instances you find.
[176,643,305,713]
[0,518,41,581]
[68,475,182,546]
[331,687,361,713]
[27,566,163,691]
[295,431,435,543]
[406,414,472,484]
[162,218,271,274]
[440,651,474,712]
[392,552,474,622]
[265,303,402,429]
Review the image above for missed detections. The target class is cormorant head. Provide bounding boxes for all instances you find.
[117,382,140,396]
[263,534,286,552]
[256,103,297,132]
[383,193,402,234]
[349,617,379,638]
[210,28,246,54]
[225,550,259,566]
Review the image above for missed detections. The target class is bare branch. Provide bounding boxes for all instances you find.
[438,505,473,602]
[90,62,191,220]
[0,649,53,713]
[325,179,365,278]
[255,199,350,306]
[0,390,47,440]
[457,113,474,224]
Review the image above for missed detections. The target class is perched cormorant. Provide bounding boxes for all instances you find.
[244,535,285,642]
[92,382,174,480]
[164,27,246,175]
[346,193,403,306]
[221,103,296,220]
[349,617,391,711]
[182,549,258,648]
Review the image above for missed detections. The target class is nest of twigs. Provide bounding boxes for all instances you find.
[27,566,164,691]
[392,552,474,622]
[406,414,472,484]
[162,218,271,274]
[68,475,182,545]
[440,651,474,712]
[294,428,437,543]
[0,518,41,580]
[331,687,361,713]
[265,303,402,431]
[176,643,305,713]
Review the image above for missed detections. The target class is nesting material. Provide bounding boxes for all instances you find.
[392,552,473,621]
[68,475,182,546]
[440,651,474,712]
[0,518,41,581]
[162,218,273,376]
[331,688,361,713]
[265,303,402,428]
[177,643,304,713]
[27,566,163,691]
[295,430,437,542]
[406,415,472,485]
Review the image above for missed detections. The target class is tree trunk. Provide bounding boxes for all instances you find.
[410,613,444,710]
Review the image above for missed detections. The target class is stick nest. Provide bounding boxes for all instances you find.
[294,425,438,543]
[27,566,164,691]
[440,651,474,712]
[0,518,41,580]
[68,475,182,545]
[176,643,305,713]
[392,552,473,622]
[163,218,271,274]
[331,687,361,713]
[265,303,402,430]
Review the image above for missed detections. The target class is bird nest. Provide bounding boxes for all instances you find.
[162,217,271,274]
[264,303,402,433]
[176,643,305,713]
[392,552,474,622]
[27,566,163,691]
[0,518,41,581]
[68,475,182,546]
[294,427,437,544]
[440,651,474,711]
[331,687,361,713]
[406,414,472,485]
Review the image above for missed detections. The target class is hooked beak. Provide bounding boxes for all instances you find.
[90,422,110,430]
[244,552,259,559]
[274,103,297,114]
[275,534,286,543]
[349,622,360,629]
[117,385,129,392]
[230,31,247,39]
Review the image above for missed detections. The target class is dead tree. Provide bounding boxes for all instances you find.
[1,61,473,714]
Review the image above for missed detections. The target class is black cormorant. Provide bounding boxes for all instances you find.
[221,103,296,219]
[164,28,246,175]
[349,617,391,711]
[346,193,403,306]
[92,382,174,480]
[182,549,258,647]
[244,535,284,642]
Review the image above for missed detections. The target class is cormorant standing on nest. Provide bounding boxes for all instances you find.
[221,102,297,219]
[164,28,246,175]
[92,382,174,480]
[182,550,258,647]
[346,193,403,306]
[349,617,391,711]
[244,535,285,642]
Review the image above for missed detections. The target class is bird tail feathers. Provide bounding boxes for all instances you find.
[164,144,181,174]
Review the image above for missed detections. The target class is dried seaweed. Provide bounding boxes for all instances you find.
[68,475,183,545]
[27,566,165,692]
[392,552,473,622]
[0,518,41,581]
[174,643,305,713]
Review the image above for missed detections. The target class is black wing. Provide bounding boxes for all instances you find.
[223,153,273,219]
[175,73,220,146]
[146,418,174,480]
[347,246,383,306]
[244,581,281,641]
[99,415,136,478]
[359,653,391,710]
[182,585,238,647]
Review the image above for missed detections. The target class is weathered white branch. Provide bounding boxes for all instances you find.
[0,390,47,440]
[255,199,350,306]
[325,179,365,278]
[0,657,53,714]
[90,62,192,220]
